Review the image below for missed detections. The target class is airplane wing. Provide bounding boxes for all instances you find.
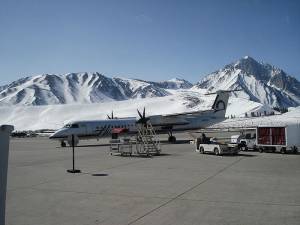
[161,109,213,117]
[150,115,190,127]
[151,121,190,127]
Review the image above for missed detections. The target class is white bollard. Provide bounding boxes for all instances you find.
[0,125,14,225]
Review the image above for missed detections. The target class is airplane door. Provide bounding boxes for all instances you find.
[81,124,88,135]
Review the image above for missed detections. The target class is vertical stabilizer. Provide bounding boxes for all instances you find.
[211,90,230,117]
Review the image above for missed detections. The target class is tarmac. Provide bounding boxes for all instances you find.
[5,136,300,225]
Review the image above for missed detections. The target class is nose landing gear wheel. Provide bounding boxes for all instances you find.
[61,141,66,147]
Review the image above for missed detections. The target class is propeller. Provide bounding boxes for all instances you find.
[136,107,150,124]
[107,111,114,119]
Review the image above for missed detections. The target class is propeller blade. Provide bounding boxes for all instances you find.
[107,111,114,119]
[136,107,150,124]
[137,109,143,119]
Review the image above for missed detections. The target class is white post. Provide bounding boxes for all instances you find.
[0,125,14,225]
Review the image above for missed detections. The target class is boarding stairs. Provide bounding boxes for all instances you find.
[136,122,161,156]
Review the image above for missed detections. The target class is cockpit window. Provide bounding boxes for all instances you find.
[71,124,79,128]
[64,124,71,128]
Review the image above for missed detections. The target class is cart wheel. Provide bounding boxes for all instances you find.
[200,147,204,154]
[293,147,298,154]
[214,147,219,156]
[259,148,264,153]
[280,147,286,154]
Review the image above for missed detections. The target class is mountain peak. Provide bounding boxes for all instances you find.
[235,55,259,67]
[162,78,193,89]
[168,78,184,82]
[196,57,300,108]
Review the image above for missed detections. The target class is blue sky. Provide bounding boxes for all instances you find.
[0,0,300,85]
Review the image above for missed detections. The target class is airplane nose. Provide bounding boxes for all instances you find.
[49,133,56,139]
[49,131,60,139]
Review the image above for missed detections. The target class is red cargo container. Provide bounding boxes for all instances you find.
[257,127,285,145]
[256,125,299,154]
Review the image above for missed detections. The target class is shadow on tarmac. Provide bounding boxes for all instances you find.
[56,139,193,148]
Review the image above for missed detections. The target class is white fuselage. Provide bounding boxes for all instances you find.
[49,118,137,140]
[49,109,225,141]
[50,91,231,143]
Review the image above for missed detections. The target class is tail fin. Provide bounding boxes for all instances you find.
[206,90,230,118]
[211,90,230,112]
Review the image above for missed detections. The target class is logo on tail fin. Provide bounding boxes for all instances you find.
[211,91,230,112]
[215,99,226,110]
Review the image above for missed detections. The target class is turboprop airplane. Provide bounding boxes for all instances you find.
[49,90,233,146]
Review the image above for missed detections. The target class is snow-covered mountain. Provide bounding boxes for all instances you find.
[0,56,299,109]
[0,90,275,131]
[195,56,300,108]
[0,73,192,106]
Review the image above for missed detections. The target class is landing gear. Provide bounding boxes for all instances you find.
[168,136,176,143]
[61,141,66,147]
[168,130,176,143]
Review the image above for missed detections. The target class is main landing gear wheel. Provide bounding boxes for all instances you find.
[168,136,176,143]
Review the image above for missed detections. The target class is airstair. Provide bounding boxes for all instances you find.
[136,122,161,156]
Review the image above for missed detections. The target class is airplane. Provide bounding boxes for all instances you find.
[49,90,233,146]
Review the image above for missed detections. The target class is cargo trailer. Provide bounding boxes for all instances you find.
[256,124,300,154]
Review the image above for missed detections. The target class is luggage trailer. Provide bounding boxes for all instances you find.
[256,124,300,154]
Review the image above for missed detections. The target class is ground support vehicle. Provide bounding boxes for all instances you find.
[196,137,239,156]
[256,124,300,154]
[110,138,135,156]
[231,134,257,151]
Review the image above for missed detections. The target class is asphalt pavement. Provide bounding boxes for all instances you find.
[5,137,300,225]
